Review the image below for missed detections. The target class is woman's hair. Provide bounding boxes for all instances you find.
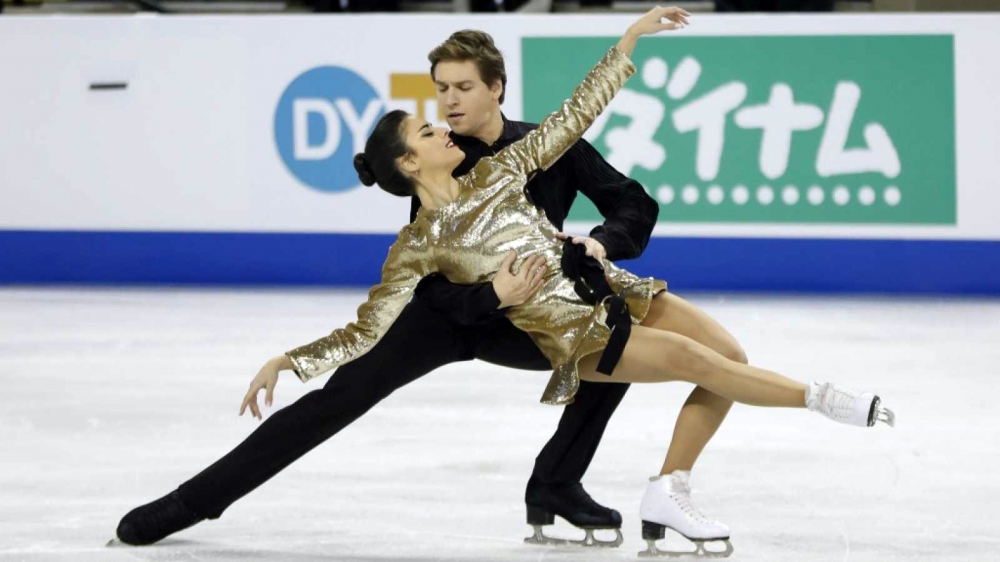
[428,30,507,105]
[353,109,415,197]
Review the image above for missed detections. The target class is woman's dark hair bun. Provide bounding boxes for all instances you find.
[353,153,377,187]
[354,110,415,197]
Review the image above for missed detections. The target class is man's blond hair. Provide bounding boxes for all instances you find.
[429,30,508,105]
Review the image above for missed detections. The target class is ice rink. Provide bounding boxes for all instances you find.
[2,287,998,562]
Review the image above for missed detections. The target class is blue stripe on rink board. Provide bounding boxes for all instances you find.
[1,230,999,295]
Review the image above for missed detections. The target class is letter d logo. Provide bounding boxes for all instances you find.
[275,66,385,193]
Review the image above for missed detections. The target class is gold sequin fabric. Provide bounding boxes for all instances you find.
[287,46,667,405]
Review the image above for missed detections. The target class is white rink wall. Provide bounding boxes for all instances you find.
[1,14,999,292]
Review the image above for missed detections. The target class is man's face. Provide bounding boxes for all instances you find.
[433,59,501,137]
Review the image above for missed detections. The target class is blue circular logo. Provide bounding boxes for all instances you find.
[274,66,385,193]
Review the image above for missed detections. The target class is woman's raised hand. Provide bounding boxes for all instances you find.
[633,6,690,35]
[240,354,293,421]
[618,6,690,58]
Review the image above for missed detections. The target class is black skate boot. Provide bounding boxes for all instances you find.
[523,476,623,548]
[111,490,204,546]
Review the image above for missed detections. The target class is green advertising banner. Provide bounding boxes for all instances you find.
[523,35,955,224]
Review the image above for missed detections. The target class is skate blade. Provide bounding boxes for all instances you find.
[106,538,125,547]
[875,405,895,427]
[524,524,623,548]
[639,537,734,558]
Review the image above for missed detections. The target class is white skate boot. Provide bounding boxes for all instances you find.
[805,381,896,427]
[638,470,733,558]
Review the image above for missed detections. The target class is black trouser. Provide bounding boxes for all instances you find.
[177,298,629,519]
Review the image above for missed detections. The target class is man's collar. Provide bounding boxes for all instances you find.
[497,113,519,143]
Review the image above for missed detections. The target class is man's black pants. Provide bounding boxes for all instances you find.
[177,298,629,519]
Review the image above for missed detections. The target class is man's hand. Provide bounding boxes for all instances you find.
[493,251,547,308]
[555,232,608,262]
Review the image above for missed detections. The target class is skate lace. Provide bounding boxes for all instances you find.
[821,385,858,422]
[673,487,713,524]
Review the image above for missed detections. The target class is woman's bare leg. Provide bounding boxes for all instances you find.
[638,293,743,475]
[661,387,733,475]
[578,321,808,408]
[577,308,808,540]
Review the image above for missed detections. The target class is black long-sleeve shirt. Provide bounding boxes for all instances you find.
[410,115,658,325]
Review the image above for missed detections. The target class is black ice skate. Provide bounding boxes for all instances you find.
[108,490,204,546]
[523,477,623,548]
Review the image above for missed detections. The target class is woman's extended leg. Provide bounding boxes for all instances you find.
[578,292,808,551]
[578,305,808,408]
[579,292,891,553]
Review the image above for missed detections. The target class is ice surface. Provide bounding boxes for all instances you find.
[2,288,998,561]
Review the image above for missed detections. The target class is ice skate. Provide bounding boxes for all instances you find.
[806,381,896,427]
[638,471,733,558]
[109,490,204,546]
[523,477,623,548]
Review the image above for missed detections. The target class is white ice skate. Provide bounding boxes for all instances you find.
[805,381,896,427]
[638,471,733,558]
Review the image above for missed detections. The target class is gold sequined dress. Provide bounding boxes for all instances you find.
[287,46,667,406]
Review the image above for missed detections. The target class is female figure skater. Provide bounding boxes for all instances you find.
[243,7,894,557]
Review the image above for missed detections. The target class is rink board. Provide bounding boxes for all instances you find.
[2,230,999,295]
[1,14,999,293]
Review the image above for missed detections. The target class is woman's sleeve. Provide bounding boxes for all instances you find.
[285,228,433,383]
[496,46,636,177]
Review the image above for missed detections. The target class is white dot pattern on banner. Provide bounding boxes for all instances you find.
[657,185,675,204]
[833,186,850,206]
[732,185,749,206]
[757,185,774,205]
[885,186,902,206]
[707,185,724,205]
[807,186,824,205]
[782,186,799,205]
[682,185,699,205]
[859,186,876,206]
[642,57,668,89]
[652,184,901,209]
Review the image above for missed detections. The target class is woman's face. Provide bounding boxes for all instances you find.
[401,116,465,178]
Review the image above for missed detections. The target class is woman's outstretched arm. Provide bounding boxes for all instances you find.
[494,6,689,178]
[239,229,435,420]
[284,226,435,383]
